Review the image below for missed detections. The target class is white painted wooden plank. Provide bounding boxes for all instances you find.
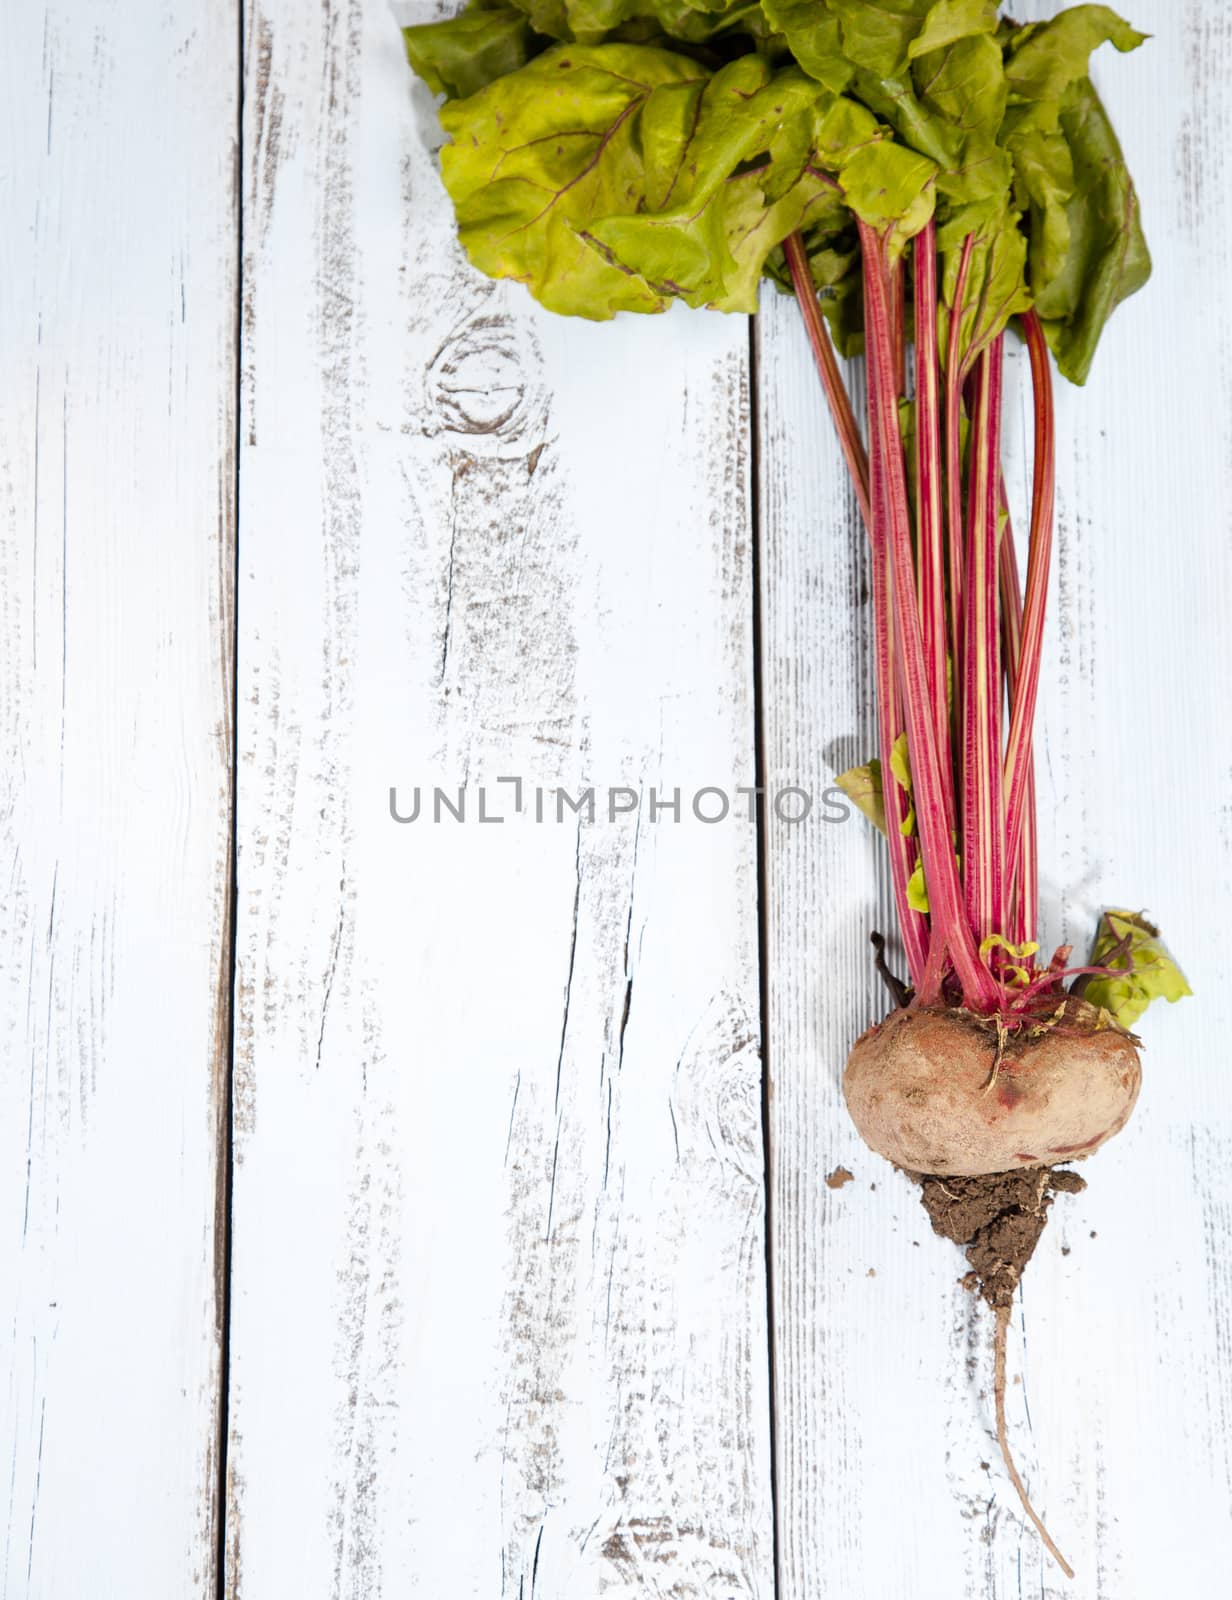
[0,3,237,1595]
[759,2,1232,1593]
[227,4,772,1594]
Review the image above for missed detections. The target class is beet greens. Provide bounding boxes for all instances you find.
[402,0,1194,1577]
[404,0,1186,1023]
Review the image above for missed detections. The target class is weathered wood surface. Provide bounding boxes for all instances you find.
[0,2,237,1595]
[6,0,1232,1595]
[227,3,771,1595]
[759,1,1232,1595]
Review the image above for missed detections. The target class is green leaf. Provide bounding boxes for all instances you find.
[915,35,1005,148]
[907,860,930,912]
[502,0,761,43]
[836,757,887,834]
[1031,76,1151,383]
[710,170,850,311]
[1004,5,1147,103]
[761,0,854,94]
[887,729,917,834]
[504,0,572,42]
[438,44,706,318]
[509,0,639,44]
[584,58,827,310]
[850,70,959,171]
[408,0,1150,382]
[911,34,1009,203]
[937,194,1031,368]
[819,40,1004,236]
[830,0,932,79]
[1084,909,1192,1029]
[838,736,916,839]
[810,94,884,165]
[888,729,912,792]
[1004,118,1075,291]
[403,5,539,100]
[908,0,997,60]
[839,138,937,245]
[619,0,770,44]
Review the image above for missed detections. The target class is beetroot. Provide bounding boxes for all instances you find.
[401,1,1191,1575]
[843,1002,1141,1178]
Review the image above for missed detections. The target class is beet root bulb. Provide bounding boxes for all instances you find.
[843,1004,1141,1177]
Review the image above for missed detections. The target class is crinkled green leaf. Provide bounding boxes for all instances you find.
[820,0,996,84]
[1004,118,1075,290]
[843,34,1007,211]
[836,757,886,833]
[1004,5,1147,103]
[937,194,1030,367]
[507,0,642,44]
[585,58,827,309]
[617,0,769,44]
[1084,909,1192,1029]
[439,44,706,318]
[839,138,937,245]
[775,91,938,271]
[830,0,933,79]
[503,0,759,43]
[910,34,1009,202]
[914,35,1005,155]
[849,71,958,171]
[408,0,1149,386]
[761,0,854,94]
[403,5,539,100]
[1031,76,1151,383]
[710,170,850,310]
[760,103,820,200]
[810,94,883,165]
[907,0,997,60]
[504,0,575,41]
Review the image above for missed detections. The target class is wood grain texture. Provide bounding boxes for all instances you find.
[227,4,772,1594]
[759,2,1232,1594]
[0,3,237,1595]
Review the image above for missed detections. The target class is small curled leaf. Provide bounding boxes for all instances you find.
[402,5,539,100]
[836,757,887,835]
[1083,910,1191,1029]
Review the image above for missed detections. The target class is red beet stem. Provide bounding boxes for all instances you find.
[1003,310,1055,903]
[783,233,871,531]
[998,487,1039,946]
[961,337,1007,942]
[860,221,996,1007]
[788,223,1053,1011]
[913,221,952,791]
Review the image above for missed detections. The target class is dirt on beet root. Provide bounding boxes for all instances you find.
[917,1167,1086,1310]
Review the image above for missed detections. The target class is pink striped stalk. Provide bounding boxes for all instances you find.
[961,337,1007,943]
[998,496,1039,946]
[783,233,871,529]
[787,225,921,972]
[944,236,976,707]
[887,255,906,399]
[868,359,931,987]
[913,221,950,788]
[1003,310,1056,884]
[784,230,926,979]
[859,220,998,1009]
